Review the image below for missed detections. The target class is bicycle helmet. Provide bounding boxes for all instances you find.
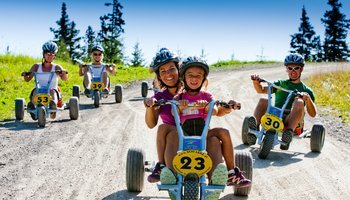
[42,41,58,54]
[150,48,179,72]
[92,45,104,53]
[284,53,305,67]
[180,56,209,77]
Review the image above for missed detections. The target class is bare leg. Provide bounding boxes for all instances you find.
[156,124,175,164]
[84,72,91,89]
[102,71,108,89]
[208,128,234,170]
[254,98,268,126]
[164,129,178,170]
[206,136,223,180]
[285,98,305,130]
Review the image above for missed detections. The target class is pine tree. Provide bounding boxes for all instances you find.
[98,0,125,64]
[290,6,322,62]
[321,0,350,61]
[50,2,81,62]
[82,26,97,62]
[130,42,145,67]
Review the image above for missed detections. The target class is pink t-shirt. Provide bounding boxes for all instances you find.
[153,89,176,126]
[178,91,213,124]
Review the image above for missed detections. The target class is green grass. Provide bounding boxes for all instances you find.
[0,54,153,120]
[305,71,350,125]
[210,59,279,69]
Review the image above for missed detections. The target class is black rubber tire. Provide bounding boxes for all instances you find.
[72,85,80,99]
[241,116,257,145]
[126,148,145,192]
[15,98,25,120]
[37,105,46,127]
[310,124,326,152]
[234,150,253,196]
[115,84,123,103]
[69,97,79,120]
[183,179,199,200]
[141,81,148,98]
[258,130,275,159]
[94,91,100,108]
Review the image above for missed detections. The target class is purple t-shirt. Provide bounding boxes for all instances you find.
[153,89,176,126]
[178,91,213,124]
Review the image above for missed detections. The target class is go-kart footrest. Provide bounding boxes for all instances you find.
[157,184,178,191]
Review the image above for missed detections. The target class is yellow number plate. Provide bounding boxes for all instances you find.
[261,113,284,132]
[33,94,52,106]
[91,82,104,90]
[173,150,212,177]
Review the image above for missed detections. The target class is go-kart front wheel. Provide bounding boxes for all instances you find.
[15,98,25,120]
[310,124,325,152]
[258,130,275,159]
[141,81,148,98]
[115,84,123,103]
[37,105,46,127]
[126,148,145,192]
[94,91,100,108]
[234,150,253,196]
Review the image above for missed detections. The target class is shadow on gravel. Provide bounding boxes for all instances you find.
[103,190,164,200]
[220,194,249,200]
[128,97,145,102]
[304,151,321,158]
[0,119,38,130]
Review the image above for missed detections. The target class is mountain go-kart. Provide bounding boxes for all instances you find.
[15,71,79,127]
[73,63,123,107]
[126,100,253,199]
[241,78,325,159]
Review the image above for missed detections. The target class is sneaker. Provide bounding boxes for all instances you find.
[227,167,252,188]
[280,128,293,150]
[247,116,258,145]
[160,167,177,200]
[147,162,165,183]
[27,102,37,120]
[102,88,109,95]
[49,100,57,119]
[206,163,227,200]
[84,88,91,96]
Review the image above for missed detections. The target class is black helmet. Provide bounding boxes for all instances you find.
[92,45,104,53]
[42,41,58,54]
[150,48,179,72]
[284,53,305,67]
[180,56,209,77]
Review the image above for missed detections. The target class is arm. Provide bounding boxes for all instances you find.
[56,65,68,81]
[106,64,116,75]
[79,64,84,76]
[21,64,38,82]
[251,74,268,94]
[144,97,160,128]
[301,92,317,117]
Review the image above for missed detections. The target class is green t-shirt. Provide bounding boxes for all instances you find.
[273,79,315,110]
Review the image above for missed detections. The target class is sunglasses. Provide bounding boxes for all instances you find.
[93,53,102,56]
[45,52,55,56]
[287,66,301,71]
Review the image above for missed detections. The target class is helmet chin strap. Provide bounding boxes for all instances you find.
[184,79,203,93]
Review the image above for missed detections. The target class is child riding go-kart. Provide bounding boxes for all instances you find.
[241,78,325,159]
[126,100,253,199]
[73,61,123,107]
[15,71,79,127]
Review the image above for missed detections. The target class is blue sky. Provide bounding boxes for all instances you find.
[0,0,349,64]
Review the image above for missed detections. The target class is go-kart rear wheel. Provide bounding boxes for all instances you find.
[115,84,123,103]
[242,116,257,145]
[69,97,79,120]
[94,91,100,108]
[310,124,326,152]
[258,130,275,159]
[15,98,25,120]
[141,81,148,98]
[126,148,145,192]
[234,150,253,196]
[72,85,80,99]
[37,105,46,127]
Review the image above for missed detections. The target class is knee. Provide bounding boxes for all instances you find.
[292,99,305,112]
[257,98,268,107]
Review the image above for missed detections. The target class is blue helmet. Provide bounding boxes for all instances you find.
[284,53,305,67]
[92,45,104,53]
[42,41,58,54]
[180,56,209,77]
[151,48,179,72]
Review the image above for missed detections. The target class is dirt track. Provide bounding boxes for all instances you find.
[1,63,350,200]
